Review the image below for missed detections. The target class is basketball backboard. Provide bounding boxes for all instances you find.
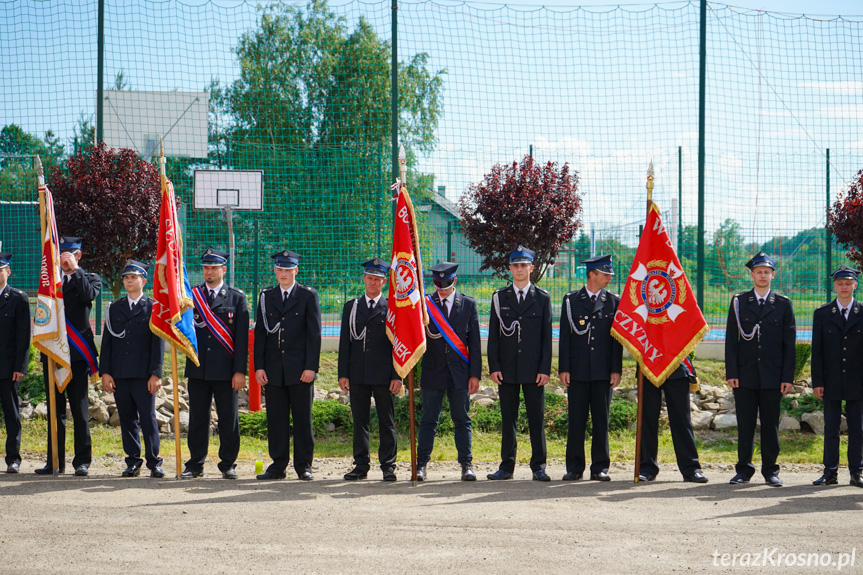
[193,170,263,211]
[102,90,208,158]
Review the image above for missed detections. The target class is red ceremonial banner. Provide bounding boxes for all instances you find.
[386,182,428,378]
[611,203,709,386]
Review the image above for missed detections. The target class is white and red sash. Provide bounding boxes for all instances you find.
[191,285,234,355]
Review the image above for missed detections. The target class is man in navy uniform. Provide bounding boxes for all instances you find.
[725,252,795,487]
[810,265,863,487]
[182,249,249,479]
[487,246,553,481]
[36,236,101,476]
[254,250,321,481]
[559,255,621,481]
[338,258,401,481]
[638,359,709,483]
[0,252,30,473]
[100,260,165,478]
[417,262,482,482]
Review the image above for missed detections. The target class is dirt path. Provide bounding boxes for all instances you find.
[1,459,860,574]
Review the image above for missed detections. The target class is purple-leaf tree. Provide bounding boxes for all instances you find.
[458,154,583,283]
[49,142,161,299]
[827,169,863,268]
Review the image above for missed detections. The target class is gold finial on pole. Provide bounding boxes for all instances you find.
[398,144,407,186]
[35,155,45,186]
[159,137,166,177]
[646,160,654,204]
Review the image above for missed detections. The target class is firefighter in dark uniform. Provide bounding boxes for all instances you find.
[725,252,795,487]
[559,255,622,481]
[487,246,553,481]
[100,260,165,478]
[810,265,863,487]
[417,262,482,482]
[0,252,30,474]
[182,249,249,479]
[638,359,709,483]
[254,250,321,481]
[338,258,402,481]
[36,237,101,476]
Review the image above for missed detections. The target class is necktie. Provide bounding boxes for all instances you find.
[518,290,524,305]
[130,301,137,312]
[63,275,69,288]
[843,307,849,322]
[444,298,450,318]
[208,289,215,305]
[283,290,289,303]
[759,298,765,310]
[368,298,375,310]
[590,294,597,304]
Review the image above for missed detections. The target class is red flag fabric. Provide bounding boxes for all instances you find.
[611,202,709,386]
[149,174,200,366]
[33,184,73,391]
[386,182,428,378]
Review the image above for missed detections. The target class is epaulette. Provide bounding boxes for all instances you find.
[535,286,549,295]
[816,301,833,311]
[229,286,245,295]
[261,285,277,294]
[10,287,25,297]
[608,291,620,299]
[494,286,508,294]
[773,292,790,301]
[298,284,318,294]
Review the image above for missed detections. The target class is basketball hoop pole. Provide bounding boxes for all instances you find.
[224,206,235,285]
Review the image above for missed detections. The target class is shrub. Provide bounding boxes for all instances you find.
[794,342,812,382]
[18,347,45,404]
[781,394,822,419]
[238,399,353,438]
[238,410,268,438]
[609,397,638,432]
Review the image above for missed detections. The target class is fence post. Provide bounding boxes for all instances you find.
[696,0,707,307]
[391,0,399,183]
[96,0,104,144]
[826,148,832,302]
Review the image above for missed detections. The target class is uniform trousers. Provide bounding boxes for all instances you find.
[0,377,21,465]
[417,377,472,465]
[43,360,91,469]
[639,376,701,478]
[185,378,239,473]
[349,383,396,472]
[113,378,162,469]
[823,398,863,473]
[566,380,612,475]
[498,383,546,472]
[264,382,314,475]
[733,387,781,478]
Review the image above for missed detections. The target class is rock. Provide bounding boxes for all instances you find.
[841,415,848,433]
[790,399,799,409]
[109,409,121,427]
[89,403,110,424]
[691,411,714,430]
[792,385,806,395]
[33,402,48,420]
[627,389,638,403]
[314,387,327,401]
[802,412,825,435]
[101,393,116,405]
[475,397,495,408]
[702,402,720,411]
[338,394,349,405]
[325,422,336,433]
[155,411,171,426]
[154,395,167,411]
[179,411,189,433]
[19,404,34,420]
[713,388,727,399]
[326,391,340,401]
[778,415,800,431]
[712,413,738,430]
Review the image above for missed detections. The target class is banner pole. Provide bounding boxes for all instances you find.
[171,345,182,478]
[408,369,417,485]
[635,163,655,483]
[47,358,60,476]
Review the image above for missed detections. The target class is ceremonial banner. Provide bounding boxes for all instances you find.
[386,181,428,378]
[33,184,73,391]
[149,175,199,365]
[611,203,709,386]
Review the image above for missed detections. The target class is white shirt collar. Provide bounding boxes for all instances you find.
[753,288,770,302]
[281,283,295,299]
[127,294,144,308]
[366,293,382,306]
[585,287,600,300]
[838,299,855,312]
[513,282,531,296]
[208,282,224,296]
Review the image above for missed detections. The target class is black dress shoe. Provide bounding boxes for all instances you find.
[812,472,838,486]
[416,464,427,481]
[6,461,20,474]
[121,464,142,478]
[562,472,582,481]
[180,469,204,479]
[383,469,397,482]
[257,470,287,480]
[729,473,750,485]
[461,463,476,481]
[684,471,709,484]
[34,464,63,475]
[487,469,513,480]
[590,471,611,481]
[74,464,89,477]
[222,468,238,479]
[850,473,863,488]
[343,468,368,481]
[764,475,783,487]
[150,467,165,478]
[532,470,551,482]
[298,470,314,481]
[638,473,657,482]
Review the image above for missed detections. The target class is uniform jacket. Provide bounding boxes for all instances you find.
[186,283,249,381]
[487,284,553,384]
[62,268,101,364]
[421,290,482,390]
[558,287,623,381]
[811,299,863,401]
[0,284,31,378]
[337,295,399,385]
[254,283,321,386]
[724,289,796,389]
[99,295,164,380]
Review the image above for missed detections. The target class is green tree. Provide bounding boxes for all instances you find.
[0,124,66,202]
[710,218,747,293]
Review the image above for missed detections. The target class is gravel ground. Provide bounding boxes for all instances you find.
[1,458,861,575]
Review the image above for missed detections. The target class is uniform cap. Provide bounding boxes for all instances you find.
[59,236,82,252]
[362,257,390,278]
[509,246,535,264]
[122,259,149,278]
[582,254,613,275]
[201,248,229,266]
[745,252,776,270]
[272,250,300,270]
[831,264,860,281]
